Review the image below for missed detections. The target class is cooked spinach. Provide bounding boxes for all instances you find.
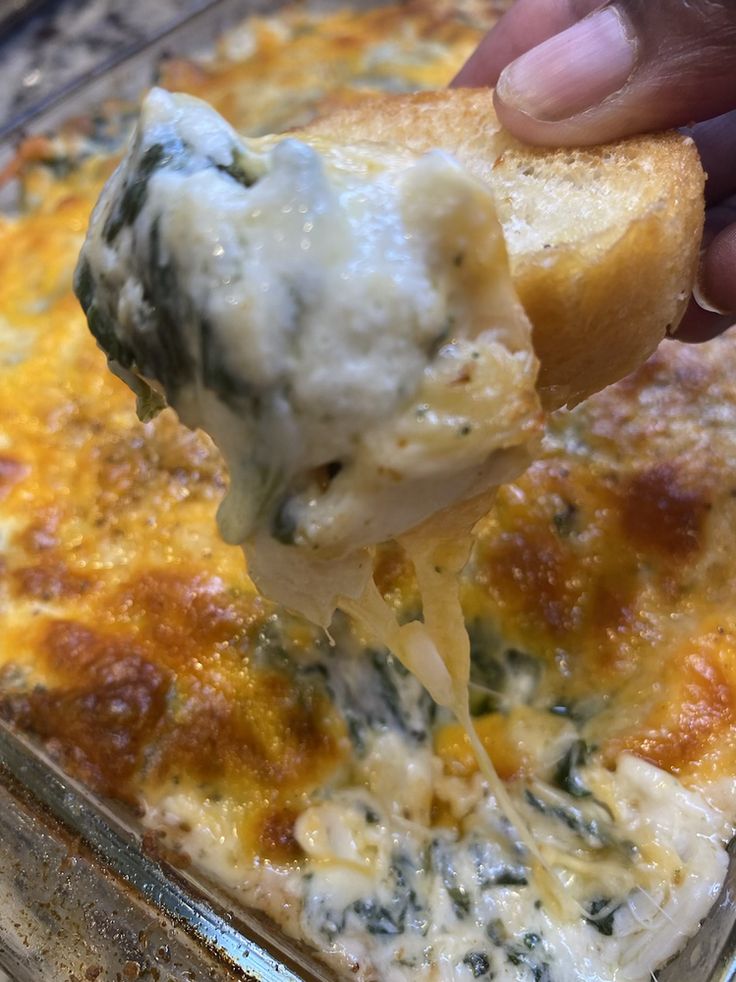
[585,898,620,936]
[494,867,529,886]
[320,636,434,754]
[487,918,552,979]
[351,899,405,935]
[552,501,578,537]
[429,840,472,920]
[554,740,592,798]
[199,316,255,408]
[485,918,507,946]
[507,946,551,981]
[468,621,541,714]
[103,140,183,243]
[75,259,134,368]
[463,951,491,977]
[310,871,427,943]
[270,494,299,545]
[523,790,612,847]
[86,303,135,370]
[339,849,428,938]
[135,217,195,392]
[75,258,136,370]
[214,149,257,187]
[316,905,345,942]
[356,650,433,743]
[471,841,528,889]
[74,258,95,315]
[447,884,472,918]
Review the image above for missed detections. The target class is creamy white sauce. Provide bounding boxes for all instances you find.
[136,624,733,982]
[75,86,540,621]
[144,744,729,982]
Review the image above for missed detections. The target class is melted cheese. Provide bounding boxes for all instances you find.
[75,87,541,618]
[1,3,735,981]
[71,77,727,929]
[74,84,562,902]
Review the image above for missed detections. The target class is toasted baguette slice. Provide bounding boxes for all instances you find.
[302,88,705,408]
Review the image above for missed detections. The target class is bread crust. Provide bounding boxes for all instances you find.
[303,88,705,407]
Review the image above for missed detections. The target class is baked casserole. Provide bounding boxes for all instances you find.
[0,2,734,980]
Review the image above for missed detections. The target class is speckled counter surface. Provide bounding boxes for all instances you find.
[0,0,213,132]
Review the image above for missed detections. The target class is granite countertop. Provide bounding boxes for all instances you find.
[0,0,214,134]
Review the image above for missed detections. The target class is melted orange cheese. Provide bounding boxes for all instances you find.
[0,0,735,891]
[0,2,497,863]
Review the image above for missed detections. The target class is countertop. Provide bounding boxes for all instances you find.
[0,0,213,134]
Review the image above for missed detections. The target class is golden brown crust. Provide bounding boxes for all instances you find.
[509,135,704,406]
[303,88,705,406]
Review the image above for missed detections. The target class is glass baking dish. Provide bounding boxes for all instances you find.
[0,1,734,979]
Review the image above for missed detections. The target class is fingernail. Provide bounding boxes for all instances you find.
[496,7,638,122]
[693,250,732,315]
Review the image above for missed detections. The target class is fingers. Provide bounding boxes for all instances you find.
[481,0,736,146]
[687,111,736,206]
[673,299,734,345]
[452,0,603,88]
[674,199,736,342]
[454,0,736,343]
[697,222,736,317]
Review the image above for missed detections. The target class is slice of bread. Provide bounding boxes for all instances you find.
[302,88,705,408]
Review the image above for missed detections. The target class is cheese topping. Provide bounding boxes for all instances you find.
[75,83,727,929]
[1,3,735,978]
[74,84,576,916]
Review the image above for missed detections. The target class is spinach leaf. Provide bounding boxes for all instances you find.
[135,217,195,393]
[351,899,404,936]
[585,898,620,936]
[214,149,257,187]
[524,790,611,846]
[86,303,135,370]
[554,740,592,798]
[471,840,528,888]
[74,259,95,315]
[103,141,181,243]
[462,951,491,977]
[430,840,472,920]
[468,621,541,714]
[271,495,298,545]
[199,316,257,409]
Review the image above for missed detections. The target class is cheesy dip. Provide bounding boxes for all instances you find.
[0,2,734,981]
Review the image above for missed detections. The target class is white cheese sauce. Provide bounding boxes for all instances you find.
[75,86,540,622]
[142,632,731,982]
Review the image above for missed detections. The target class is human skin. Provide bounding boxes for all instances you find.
[453,0,736,341]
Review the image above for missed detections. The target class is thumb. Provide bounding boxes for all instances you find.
[493,0,736,146]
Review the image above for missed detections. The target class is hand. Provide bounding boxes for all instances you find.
[453,0,736,341]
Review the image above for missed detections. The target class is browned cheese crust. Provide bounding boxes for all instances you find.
[0,0,731,888]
